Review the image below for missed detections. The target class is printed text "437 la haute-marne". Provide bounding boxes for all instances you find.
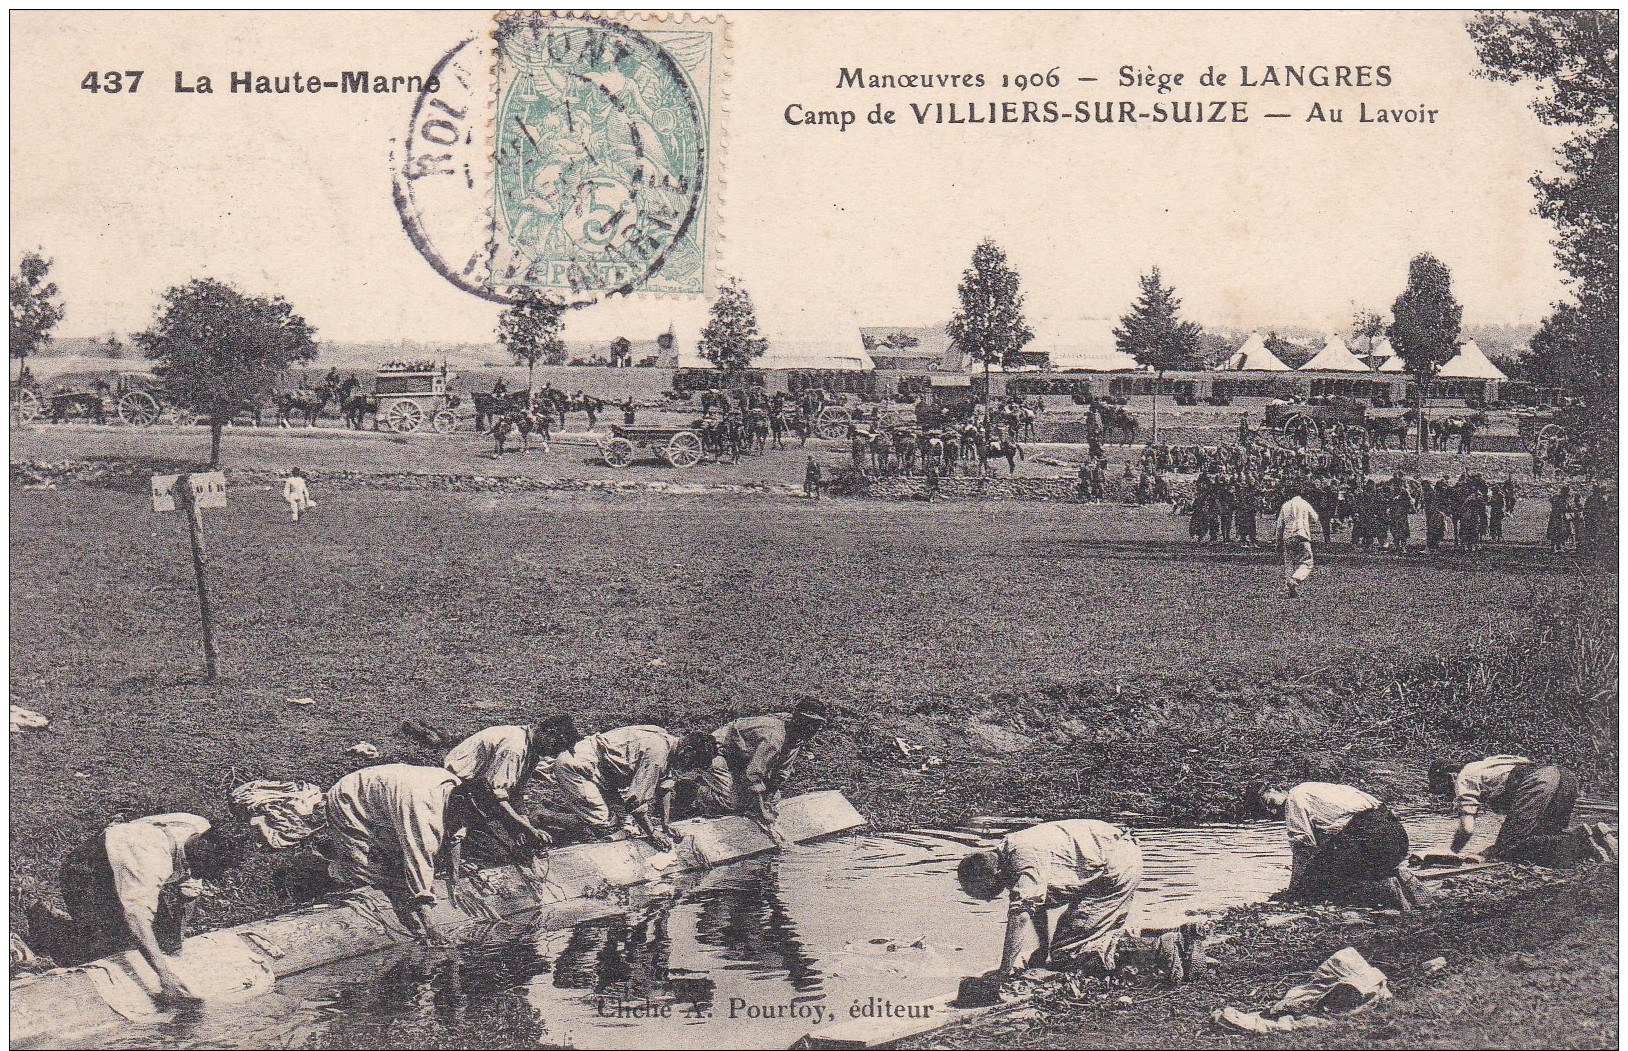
[79,71,440,95]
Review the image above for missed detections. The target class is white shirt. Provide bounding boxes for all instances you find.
[444,725,537,801]
[1282,783,1381,847]
[1275,496,1321,542]
[998,819,1141,907]
[283,476,309,502]
[1454,755,1532,817]
[104,813,212,927]
[325,765,461,902]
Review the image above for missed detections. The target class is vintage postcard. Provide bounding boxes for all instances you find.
[8,9,1618,1050]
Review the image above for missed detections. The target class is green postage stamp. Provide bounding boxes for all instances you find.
[491,13,716,300]
[393,11,725,306]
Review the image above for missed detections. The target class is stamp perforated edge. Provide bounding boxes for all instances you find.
[484,9,731,303]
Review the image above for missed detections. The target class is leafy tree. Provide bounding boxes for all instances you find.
[103,332,126,361]
[1387,254,1463,454]
[947,240,1034,404]
[138,279,317,466]
[697,277,768,375]
[10,251,65,377]
[1351,308,1387,359]
[496,291,567,392]
[1470,10,1618,465]
[1265,332,1313,370]
[1113,268,1202,443]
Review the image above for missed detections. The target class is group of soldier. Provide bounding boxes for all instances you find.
[1141,438,1372,482]
[847,421,1025,480]
[22,700,830,1003]
[22,689,1617,1003]
[1547,481,1620,553]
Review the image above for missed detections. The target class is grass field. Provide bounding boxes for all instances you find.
[10,480,1614,928]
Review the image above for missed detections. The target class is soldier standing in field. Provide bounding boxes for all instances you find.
[1275,483,1321,598]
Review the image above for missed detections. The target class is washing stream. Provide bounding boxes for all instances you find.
[76,814,1467,1050]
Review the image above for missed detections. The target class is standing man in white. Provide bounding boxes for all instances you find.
[283,467,316,523]
[1275,484,1321,597]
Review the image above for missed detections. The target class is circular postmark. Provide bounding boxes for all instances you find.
[393,14,710,307]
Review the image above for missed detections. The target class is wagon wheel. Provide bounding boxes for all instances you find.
[665,430,704,468]
[11,388,41,423]
[815,406,853,440]
[1538,423,1564,443]
[164,406,200,427]
[601,436,635,467]
[117,390,161,427]
[1283,412,1315,446]
[386,400,425,433]
[431,409,458,434]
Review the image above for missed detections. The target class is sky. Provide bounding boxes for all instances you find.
[11,11,1574,352]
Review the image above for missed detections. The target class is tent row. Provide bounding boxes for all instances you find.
[654,321,1506,381]
[1223,332,1506,380]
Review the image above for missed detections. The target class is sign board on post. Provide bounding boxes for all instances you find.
[151,471,228,513]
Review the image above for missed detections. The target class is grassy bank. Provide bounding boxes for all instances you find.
[9,483,1615,938]
[911,864,1619,1050]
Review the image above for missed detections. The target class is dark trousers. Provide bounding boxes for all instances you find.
[1293,807,1410,901]
[1490,764,1584,865]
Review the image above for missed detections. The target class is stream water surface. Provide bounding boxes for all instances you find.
[87,814,1471,1051]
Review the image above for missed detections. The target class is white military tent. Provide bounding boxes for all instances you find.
[1300,334,1372,373]
[1378,352,1408,373]
[1367,337,1395,360]
[1223,332,1292,372]
[1437,340,1508,381]
[755,307,875,371]
[1046,317,1141,371]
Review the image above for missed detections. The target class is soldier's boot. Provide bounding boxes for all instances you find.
[1179,920,1211,979]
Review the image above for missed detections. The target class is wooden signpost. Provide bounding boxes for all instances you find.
[151,471,227,681]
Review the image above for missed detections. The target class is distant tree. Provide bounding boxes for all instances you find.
[1265,332,1314,370]
[1114,267,1201,443]
[138,278,318,467]
[496,291,567,393]
[697,277,769,375]
[947,240,1034,406]
[1351,308,1387,359]
[1388,254,1463,454]
[1470,10,1618,465]
[103,332,126,361]
[10,251,64,378]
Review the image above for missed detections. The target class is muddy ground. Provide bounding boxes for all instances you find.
[913,864,1618,1050]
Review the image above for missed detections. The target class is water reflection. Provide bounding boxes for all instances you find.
[690,858,821,992]
[70,817,1482,1051]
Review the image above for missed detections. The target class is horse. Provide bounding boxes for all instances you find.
[1365,410,1414,450]
[1430,412,1487,452]
[342,393,378,430]
[48,389,107,424]
[490,410,547,454]
[276,387,330,427]
[471,390,528,432]
[1099,406,1140,445]
[982,434,1025,476]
